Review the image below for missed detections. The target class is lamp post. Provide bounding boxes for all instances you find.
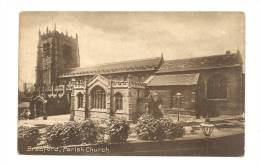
[200,122,215,154]
[176,92,183,122]
[200,123,215,137]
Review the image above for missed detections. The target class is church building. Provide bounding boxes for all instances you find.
[31,27,244,121]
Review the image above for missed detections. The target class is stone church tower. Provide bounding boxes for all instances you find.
[36,26,80,88]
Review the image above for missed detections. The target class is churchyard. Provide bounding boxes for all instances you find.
[18,113,244,155]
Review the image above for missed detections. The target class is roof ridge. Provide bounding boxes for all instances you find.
[68,56,161,70]
[164,53,238,63]
[94,56,161,66]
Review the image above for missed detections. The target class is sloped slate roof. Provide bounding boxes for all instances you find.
[157,53,242,74]
[60,56,163,77]
[146,73,200,86]
[33,95,47,103]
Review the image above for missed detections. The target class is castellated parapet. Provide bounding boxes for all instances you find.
[36,26,80,87]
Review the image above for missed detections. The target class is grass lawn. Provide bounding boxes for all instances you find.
[18,114,70,129]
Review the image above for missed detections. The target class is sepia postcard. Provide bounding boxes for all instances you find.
[18,12,245,156]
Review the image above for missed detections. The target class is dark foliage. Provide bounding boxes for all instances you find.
[18,126,40,150]
[46,122,81,146]
[107,119,130,143]
[136,114,184,141]
[78,120,98,144]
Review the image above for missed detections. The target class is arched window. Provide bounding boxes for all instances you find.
[63,44,72,68]
[115,93,123,110]
[77,92,84,108]
[207,74,227,99]
[91,86,106,109]
[43,43,50,56]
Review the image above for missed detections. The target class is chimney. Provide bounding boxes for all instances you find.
[226,50,231,54]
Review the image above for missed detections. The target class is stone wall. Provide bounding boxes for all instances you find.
[198,67,244,116]
[147,86,197,116]
[146,66,244,117]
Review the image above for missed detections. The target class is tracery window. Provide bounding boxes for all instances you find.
[91,86,106,109]
[115,93,123,110]
[207,74,227,99]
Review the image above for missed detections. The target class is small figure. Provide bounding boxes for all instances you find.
[148,92,163,119]
[25,109,31,120]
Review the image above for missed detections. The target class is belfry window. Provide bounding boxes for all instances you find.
[63,44,72,67]
[77,92,84,109]
[115,93,123,110]
[207,74,227,99]
[43,43,50,56]
[91,86,106,109]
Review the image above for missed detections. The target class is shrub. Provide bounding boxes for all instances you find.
[45,119,130,146]
[78,120,98,144]
[160,118,185,139]
[136,114,165,141]
[94,120,109,144]
[45,123,64,146]
[18,126,40,150]
[96,127,110,144]
[46,122,81,146]
[136,114,185,141]
[107,119,130,143]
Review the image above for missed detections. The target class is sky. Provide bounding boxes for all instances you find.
[19,12,245,90]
